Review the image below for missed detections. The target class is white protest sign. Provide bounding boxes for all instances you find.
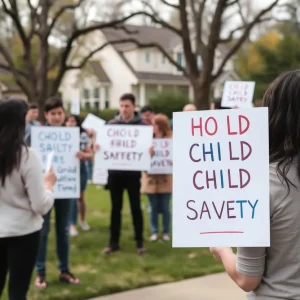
[221,81,255,108]
[148,138,173,174]
[82,113,105,131]
[92,167,108,185]
[31,127,80,199]
[45,151,55,173]
[172,108,269,247]
[70,99,80,115]
[95,125,153,171]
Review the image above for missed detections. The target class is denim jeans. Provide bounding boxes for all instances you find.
[147,193,172,234]
[70,199,78,226]
[86,160,93,181]
[36,199,72,276]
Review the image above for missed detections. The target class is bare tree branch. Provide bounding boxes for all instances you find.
[27,0,40,39]
[213,0,279,80]
[237,1,247,25]
[47,0,85,36]
[140,1,182,35]
[178,0,199,77]
[161,0,180,9]
[190,0,207,56]
[1,0,28,47]
[227,0,239,6]
[0,62,28,78]
[0,43,31,97]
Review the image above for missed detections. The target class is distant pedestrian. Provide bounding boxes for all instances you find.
[141,105,155,125]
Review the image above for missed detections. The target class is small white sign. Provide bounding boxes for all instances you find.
[221,81,255,108]
[95,125,153,171]
[172,108,269,247]
[148,138,173,175]
[82,113,105,131]
[45,151,55,173]
[31,127,80,199]
[70,99,80,115]
[92,167,108,185]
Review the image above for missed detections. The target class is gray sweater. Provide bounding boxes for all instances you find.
[0,147,54,238]
[237,161,300,299]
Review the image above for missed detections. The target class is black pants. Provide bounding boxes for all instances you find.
[0,231,40,300]
[108,172,144,247]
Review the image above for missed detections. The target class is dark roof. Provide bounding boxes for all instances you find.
[101,25,181,52]
[135,71,188,83]
[88,61,111,83]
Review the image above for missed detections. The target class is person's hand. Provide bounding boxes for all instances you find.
[167,160,173,166]
[210,247,232,261]
[76,151,86,160]
[94,144,100,151]
[149,146,155,157]
[44,168,57,190]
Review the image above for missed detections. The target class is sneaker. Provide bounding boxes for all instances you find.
[70,226,78,237]
[162,234,170,242]
[80,222,90,231]
[149,234,159,242]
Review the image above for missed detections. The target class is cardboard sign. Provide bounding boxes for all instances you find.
[148,138,173,174]
[31,127,80,199]
[82,113,105,131]
[95,125,153,171]
[172,108,269,247]
[221,81,255,108]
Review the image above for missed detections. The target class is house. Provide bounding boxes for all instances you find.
[60,24,240,110]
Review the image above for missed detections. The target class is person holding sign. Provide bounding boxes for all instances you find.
[141,114,173,242]
[0,99,56,300]
[210,71,300,298]
[103,93,148,255]
[65,115,93,236]
[32,97,80,288]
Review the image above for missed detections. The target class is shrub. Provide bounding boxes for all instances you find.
[78,108,118,122]
[148,92,190,118]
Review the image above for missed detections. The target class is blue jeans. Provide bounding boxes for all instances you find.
[147,193,171,234]
[36,199,72,276]
[86,160,93,181]
[70,164,88,226]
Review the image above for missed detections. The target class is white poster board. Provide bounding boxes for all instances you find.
[82,113,105,131]
[70,99,80,115]
[221,81,255,108]
[93,167,108,185]
[148,138,173,175]
[31,127,80,199]
[172,108,269,247]
[95,125,153,171]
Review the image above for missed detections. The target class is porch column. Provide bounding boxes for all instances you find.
[188,85,194,102]
[139,83,146,106]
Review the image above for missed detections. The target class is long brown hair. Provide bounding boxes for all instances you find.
[153,114,172,138]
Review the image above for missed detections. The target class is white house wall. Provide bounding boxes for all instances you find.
[61,30,138,108]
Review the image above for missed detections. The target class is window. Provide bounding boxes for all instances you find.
[94,101,100,110]
[85,102,90,109]
[197,56,202,71]
[145,52,151,63]
[162,55,166,64]
[83,88,90,99]
[176,53,182,66]
[93,87,100,99]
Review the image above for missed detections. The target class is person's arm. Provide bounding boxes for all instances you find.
[22,149,54,215]
[210,247,264,292]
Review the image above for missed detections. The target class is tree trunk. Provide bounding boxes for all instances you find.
[192,80,212,110]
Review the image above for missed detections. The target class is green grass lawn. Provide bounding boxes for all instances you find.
[3,185,223,300]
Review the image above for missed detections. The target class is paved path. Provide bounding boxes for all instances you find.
[89,273,246,300]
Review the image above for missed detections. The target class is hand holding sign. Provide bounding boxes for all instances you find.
[44,168,57,191]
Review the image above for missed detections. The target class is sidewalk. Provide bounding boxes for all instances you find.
[89,273,246,300]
